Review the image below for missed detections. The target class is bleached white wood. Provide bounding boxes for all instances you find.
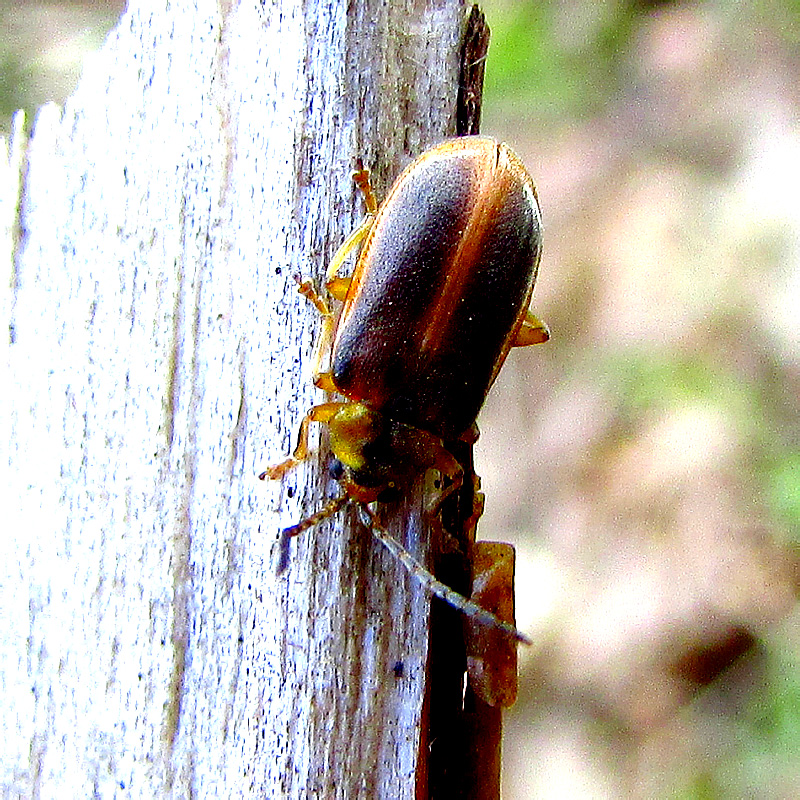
[1,0,463,796]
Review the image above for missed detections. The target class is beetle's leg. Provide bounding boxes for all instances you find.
[353,164,379,215]
[275,492,351,574]
[259,402,347,480]
[514,310,550,346]
[312,371,338,392]
[294,277,340,386]
[324,165,379,300]
[282,493,350,538]
[295,276,332,316]
[325,218,373,301]
[427,445,464,517]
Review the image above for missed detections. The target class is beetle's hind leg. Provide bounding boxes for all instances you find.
[352,161,379,215]
[324,221,372,300]
[325,163,379,300]
[291,161,382,378]
[514,309,550,346]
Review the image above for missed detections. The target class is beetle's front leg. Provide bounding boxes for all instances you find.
[259,401,347,480]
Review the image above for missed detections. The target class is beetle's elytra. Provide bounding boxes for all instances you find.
[262,135,548,552]
[333,137,544,439]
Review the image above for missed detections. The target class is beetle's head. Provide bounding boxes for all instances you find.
[326,402,406,503]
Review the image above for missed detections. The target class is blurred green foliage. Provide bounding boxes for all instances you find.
[482,0,800,123]
[675,630,800,798]
[747,637,800,779]
[481,0,637,123]
[769,454,800,537]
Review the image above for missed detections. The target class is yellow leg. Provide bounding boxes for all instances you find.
[296,277,332,316]
[282,493,350,538]
[353,166,378,214]
[259,402,347,480]
[325,219,373,301]
[324,165,380,301]
[513,310,550,346]
[313,372,338,392]
[295,278,338,382]
[281,165,382,393]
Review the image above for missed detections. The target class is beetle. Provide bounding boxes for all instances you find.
[261,136,548,639]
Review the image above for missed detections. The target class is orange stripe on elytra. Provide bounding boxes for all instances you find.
[416,141,506,361]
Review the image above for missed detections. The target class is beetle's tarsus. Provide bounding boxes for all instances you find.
[353,166,378,215]
[259,457,300,481]
[296,278,332,316]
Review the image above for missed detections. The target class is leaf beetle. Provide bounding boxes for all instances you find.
[261,136,548,639]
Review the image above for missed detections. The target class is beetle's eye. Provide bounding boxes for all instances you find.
[329,459,345,480]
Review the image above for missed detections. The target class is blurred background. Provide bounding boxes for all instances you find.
[476,2,800,797]
[3,0,798,797]
[0,0,120,133]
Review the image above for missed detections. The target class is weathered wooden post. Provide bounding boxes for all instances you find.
[1,1,514,797]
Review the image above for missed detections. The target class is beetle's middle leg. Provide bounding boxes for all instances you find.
[292,277,338,386]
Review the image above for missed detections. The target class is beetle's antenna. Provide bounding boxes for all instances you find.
[284,493,350,538]
[358,505,533,646]
[276,494,350,574]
